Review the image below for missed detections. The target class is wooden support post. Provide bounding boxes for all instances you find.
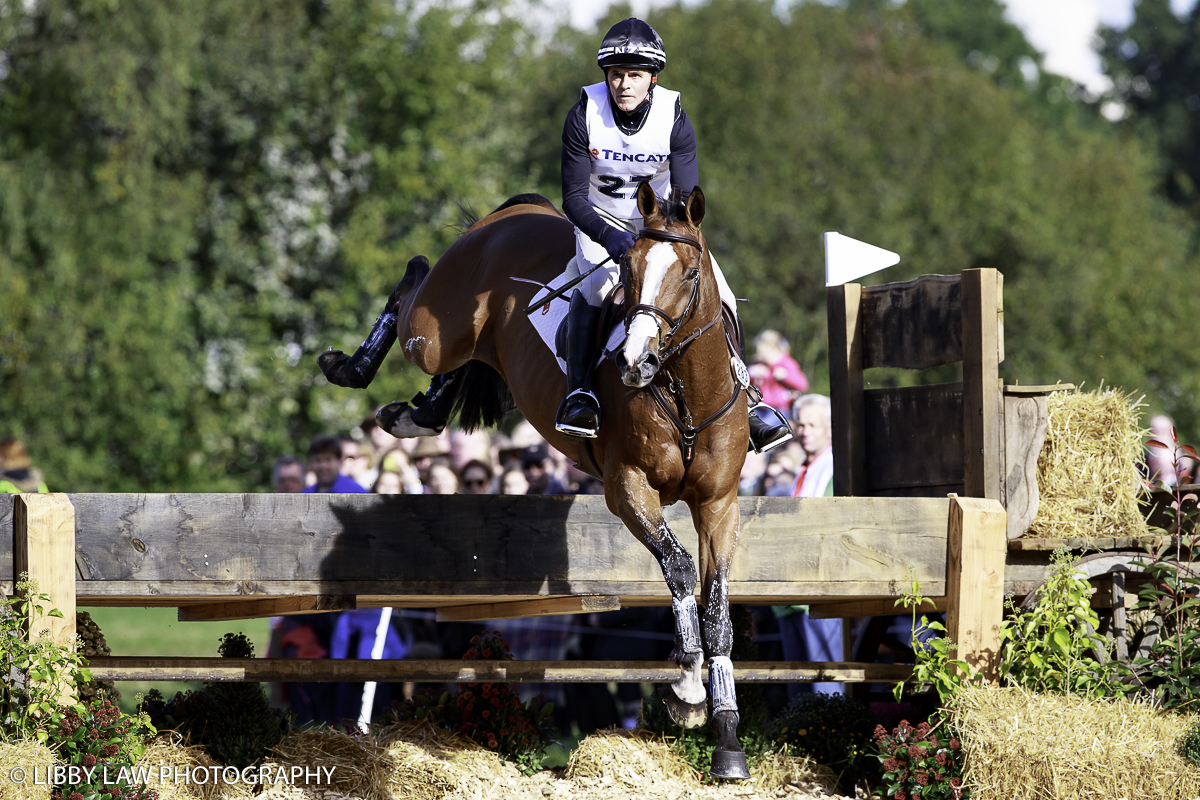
[13,494,77,704]
[962,269,1003,500]
[945,495,1005,681]
[829,283,866,496]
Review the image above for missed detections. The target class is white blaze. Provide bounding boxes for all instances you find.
[623,241,677,368]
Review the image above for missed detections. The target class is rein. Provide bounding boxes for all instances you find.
[625,227,746,477]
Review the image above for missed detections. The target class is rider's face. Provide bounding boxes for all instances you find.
[607,67,654,112]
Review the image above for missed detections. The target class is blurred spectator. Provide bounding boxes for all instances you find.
[450,429,493,471]
[777,392,842,696]
[1145,413,1195,487]
[340,435,374,490]
[411,436,449,489]
[790,394,833,498]
[521,444,569,495]
[426,461,460,494]
[379,447,424,494]
[459,459,494,495]
[567,463,604,495]
[271,455,306,493]
[748,330,809,414]
[0,438,48,493]
[501,466,530,495]
[372,470,404,494]
[305,435,369,494]
[494,421,543,471]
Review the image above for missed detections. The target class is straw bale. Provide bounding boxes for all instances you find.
[1026,387,1150,540]
[269,729,394,800]
[136,735,250,800]
[565,728,699,790]
[0,740,57,800]
[954,685,1200,799]
[750,747,839,795]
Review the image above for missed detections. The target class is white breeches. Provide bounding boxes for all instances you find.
[574,209,737,310]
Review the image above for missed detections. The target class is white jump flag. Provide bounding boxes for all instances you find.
[824,232,900,286]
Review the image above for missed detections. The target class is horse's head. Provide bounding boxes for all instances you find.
[620,183,708,388]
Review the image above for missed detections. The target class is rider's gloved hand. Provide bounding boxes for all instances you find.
[600,227,636,262]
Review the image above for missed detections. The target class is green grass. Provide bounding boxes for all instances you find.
[81,607,272,715]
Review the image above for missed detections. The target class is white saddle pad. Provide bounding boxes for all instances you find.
[525,258,625,374]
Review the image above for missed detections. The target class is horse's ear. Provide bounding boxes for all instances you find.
[636,181,660,220]
[685,186,705,227]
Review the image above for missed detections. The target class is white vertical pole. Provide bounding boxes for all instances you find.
[357,607,393,733]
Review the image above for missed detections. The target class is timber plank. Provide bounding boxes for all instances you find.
[863,384,964,492]
[34,494,950,592]
[178,595,357,622]
[859,273,963,370]
[945,496,1006,680]
[1003,394,1049,539]
[86,657,914,684]
[961,269,1003,500]
[435,595,620,622]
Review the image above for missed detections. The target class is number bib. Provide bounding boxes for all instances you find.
[583,82,678,219]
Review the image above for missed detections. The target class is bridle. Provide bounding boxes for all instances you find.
[622,228,724,362]
[620,226,746,476]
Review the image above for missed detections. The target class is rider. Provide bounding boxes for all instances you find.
[555,18,792,453]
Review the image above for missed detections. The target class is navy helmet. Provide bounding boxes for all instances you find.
[597,18,666,73]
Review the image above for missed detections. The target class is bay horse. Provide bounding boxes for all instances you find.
[319,183,752,779]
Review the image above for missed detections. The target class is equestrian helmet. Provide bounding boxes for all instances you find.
[597,18,666,73]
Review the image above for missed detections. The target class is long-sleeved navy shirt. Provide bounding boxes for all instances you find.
[561,86,699,246]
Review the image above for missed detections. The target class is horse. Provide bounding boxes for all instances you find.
[318,182,753,779]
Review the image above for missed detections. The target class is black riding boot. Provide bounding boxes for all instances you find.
[555,293,603,438]
[738,325,793,454]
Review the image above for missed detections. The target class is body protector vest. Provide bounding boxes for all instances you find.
[583,82,679,219]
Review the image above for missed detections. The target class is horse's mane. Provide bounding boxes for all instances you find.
[454,193,562,236]
[655,192,694,229]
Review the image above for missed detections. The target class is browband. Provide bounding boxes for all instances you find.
[637,228,703,251]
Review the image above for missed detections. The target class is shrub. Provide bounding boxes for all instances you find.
[1180,717,1200,769]
[389,630,557,775]
[1,575,93,741]
[767,692,874,789]
[136,633,288,768]
[43,698,157,800]
[872,718,967,800]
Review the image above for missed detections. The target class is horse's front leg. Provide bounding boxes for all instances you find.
[693,492,750,780]
[608,470,707,729]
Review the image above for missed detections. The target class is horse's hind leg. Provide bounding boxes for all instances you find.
[693,494,750,780]
[318,255,430,389]
[609,472,708,729]
[376,367,464,437]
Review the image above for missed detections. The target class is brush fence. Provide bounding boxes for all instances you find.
[1,492,1004,688]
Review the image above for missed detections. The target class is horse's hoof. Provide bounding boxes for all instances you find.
[318,350,358,388]
[663,691,707,729]
[377,402,442,439]
[709,749,750,781]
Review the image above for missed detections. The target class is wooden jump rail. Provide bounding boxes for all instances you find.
[1,492,1006,684]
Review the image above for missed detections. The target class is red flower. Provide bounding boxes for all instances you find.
[911,793,922,800]
[500,728,509,736]
[482,710,490,718]
[949,778,963,788]
[486,739,496,747]
[914,771,930,786]
[83,754,97,767]
[522,738,530,745]
[895,790,908,800]
[69,793,84,800]
[908,744,925,760]
[916,722,931,736]
[883,758,901,772]
[949,738,960,751]
[873,724,888,740]
[483,649,493,658]
[935,752,948,767]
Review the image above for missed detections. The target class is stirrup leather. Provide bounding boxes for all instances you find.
[556,388,601,438]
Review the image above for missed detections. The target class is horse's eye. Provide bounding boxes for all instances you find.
[684,268,699,282]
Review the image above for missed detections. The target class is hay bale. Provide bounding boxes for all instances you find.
[136,735,250,800]
[269,729,394,800]
[954,685,1200,799]
[1027,387,1150,540]
[750,747,839,795]
[0,740,57,800]
[565,729,699,790]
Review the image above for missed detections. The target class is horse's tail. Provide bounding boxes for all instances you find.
[448,360,514,432]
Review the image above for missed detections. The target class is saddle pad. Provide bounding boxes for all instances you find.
[525,258,625,375]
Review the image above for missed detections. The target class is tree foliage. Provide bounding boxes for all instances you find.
[2,0,1199,490]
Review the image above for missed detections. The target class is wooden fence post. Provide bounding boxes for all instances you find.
[945,495,1006,681]
[13,493,77,703]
